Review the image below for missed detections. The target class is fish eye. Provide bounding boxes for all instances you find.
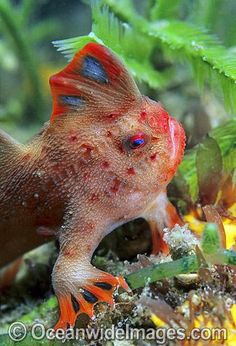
[125,132,147,150]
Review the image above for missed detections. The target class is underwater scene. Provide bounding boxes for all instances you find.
[0,0,236,345]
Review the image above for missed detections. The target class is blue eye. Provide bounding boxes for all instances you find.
[131,138,145,147]
[127,133,147,149]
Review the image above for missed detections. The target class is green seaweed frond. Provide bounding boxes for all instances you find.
[150,0,182,20]
[103,0,236,113]
[53,2,167,89]
[0,0,59,123]
[146,21,236,113]
[53,1,236,111]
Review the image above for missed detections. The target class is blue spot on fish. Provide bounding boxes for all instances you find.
[81,56,108,83]
[60,95,85,108]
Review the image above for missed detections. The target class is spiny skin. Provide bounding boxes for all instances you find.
[0,43,185,328]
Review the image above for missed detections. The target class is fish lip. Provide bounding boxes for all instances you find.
[168,117,185,162]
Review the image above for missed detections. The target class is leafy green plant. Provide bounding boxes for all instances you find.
[54,0,236,113]
[104,0,236,113]
[172,119,236,206]
[53,2,166,89]
[0,0,59,122]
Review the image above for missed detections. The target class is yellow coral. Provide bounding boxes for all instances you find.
[151,204,236,345]
[151,303,236,345]
[184,203,236,249]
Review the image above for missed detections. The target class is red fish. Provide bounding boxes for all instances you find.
[0,43,185,328]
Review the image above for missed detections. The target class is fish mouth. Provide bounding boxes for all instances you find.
[168,117,186,164]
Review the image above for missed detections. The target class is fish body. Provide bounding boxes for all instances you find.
[0,43,185,328]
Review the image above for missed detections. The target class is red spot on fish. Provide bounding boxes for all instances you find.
[107,113,119,121]
[51,163,61,172]
[22,153,31,161]
[90,193,100,202]
[106,131,112,138]
[63,249,75,257]
[118,144,124,154]
[69,133,78,142]
[150,153,157,161]
[81,143,93,152]
[101,161,110,169]
[139,110,147,123]
[80,143,93,161]
[110,177,121,194]
[127,167,135,175]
